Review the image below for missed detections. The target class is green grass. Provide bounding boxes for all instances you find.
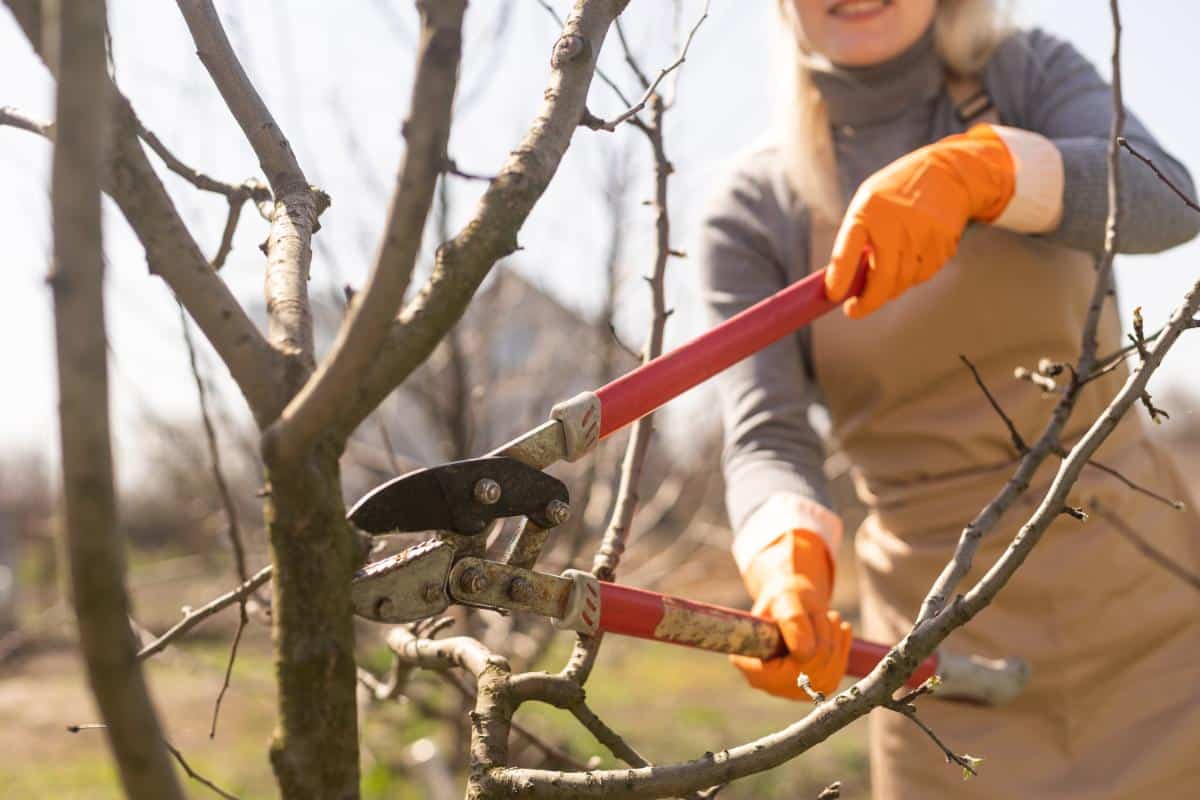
[3,628,869,799]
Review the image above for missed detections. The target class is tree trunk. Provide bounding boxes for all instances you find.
[264,442,361,799]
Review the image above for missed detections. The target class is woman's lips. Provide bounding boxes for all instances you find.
[827,0,892,21]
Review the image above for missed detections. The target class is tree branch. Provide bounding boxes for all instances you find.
[50,1,183,795]
[175,0,321,371]
[134,116,271,270]
[136,564,272,660]
[565,61,684,686]
[0,104,53,137]
[912,0,1129,627]
[5,0,289,424]
[336,0,633,443]
[264,0,465,464]
[587,1,710,132]
[1118,137,1200,213]
[1089,499,1200,590]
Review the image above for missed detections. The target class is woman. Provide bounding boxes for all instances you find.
[699,1,1200,796]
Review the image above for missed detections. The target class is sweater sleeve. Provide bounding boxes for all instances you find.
[987,28,1200,254]
[695,155,838,558]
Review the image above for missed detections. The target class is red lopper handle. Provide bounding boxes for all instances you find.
[593,262,867,439]
[594,580,936,689]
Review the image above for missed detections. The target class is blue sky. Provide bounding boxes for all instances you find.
[2,1,1198,483]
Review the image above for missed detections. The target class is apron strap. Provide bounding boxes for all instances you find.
[945,73,1000,127]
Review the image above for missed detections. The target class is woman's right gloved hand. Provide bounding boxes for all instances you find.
[730,528,853,699]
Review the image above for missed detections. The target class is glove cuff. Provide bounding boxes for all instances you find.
[984,124,1065,233]
[740,527,835,606]
[732,493,843,573]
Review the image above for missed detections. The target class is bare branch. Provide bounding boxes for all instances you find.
[443,156,495,183]
[5,3,288,424]
[1090,499,1200,590]
[137,564,273,660]
[534,0,634,108]
[1079,455,1184,510]
[177,302,252,737]
[68,725,240,800]
[264,0,464,464]
[586,1,710,132]
[130,114,273,270]
[179,305,250,586]
[1118,137,1200,213]
[209,609,247,738]
[136,119,267,201]
[0,104,53,137]
[175,0,307,198]
[884,700,980,779]
[570,701,649,768]
[913,0,1130,626]
[816,783,842,800]
[338,0,633,442]
[613,16,651,89]
[50,1,183,795]
[162,738,243,800]
[175,0,321,368]
[960,354,1028,453]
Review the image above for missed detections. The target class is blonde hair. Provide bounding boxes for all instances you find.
[774,0,1011,223]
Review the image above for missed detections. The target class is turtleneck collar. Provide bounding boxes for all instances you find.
[809,25,944,127]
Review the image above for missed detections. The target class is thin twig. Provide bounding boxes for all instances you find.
[885,701,981,779]
[0,105,54,137]
[443,156,495,183]
[960,354,1027,453]
[1118,137,1200,213]
[613,16,651,89]
[816,783,842,800]
[209,611,247,738]
[68,724,241,800]
[162,738,242,800]
[178,303,251,737]
[178,305,250,586]
[1090,499,1200,590]
[796,674,825,703]
[137,115,270,268]
[585,1,711,132]
[570,701,649,767]
[137,564,272,660]
[1080,455,1184,510]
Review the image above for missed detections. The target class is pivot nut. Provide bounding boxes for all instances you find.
[506,576,533,604]
[545,499,570,527]
[473,478,501,505]
[458,567,488,595]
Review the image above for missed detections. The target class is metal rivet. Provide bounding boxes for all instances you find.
[421,582,442,603]
[545,499,570,526]
[473,478,502,505]
[458,567,488,595]
[506,577,533,604]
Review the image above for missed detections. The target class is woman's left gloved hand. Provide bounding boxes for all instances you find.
[824,123,1020,319]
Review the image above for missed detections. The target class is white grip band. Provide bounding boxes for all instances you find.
[550,391,601,462]
[554,569,601,636]
[935,651,1030,706]
[989,125,1064,234]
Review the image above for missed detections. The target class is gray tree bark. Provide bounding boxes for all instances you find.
[48,1,184,797]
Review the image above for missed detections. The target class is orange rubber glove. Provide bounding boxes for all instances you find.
[730,529,853,700]
[824,123,1016,319]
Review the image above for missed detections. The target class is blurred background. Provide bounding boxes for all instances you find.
[1,1,1198,797]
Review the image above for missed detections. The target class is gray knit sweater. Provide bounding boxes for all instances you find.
[697,27,1199,533]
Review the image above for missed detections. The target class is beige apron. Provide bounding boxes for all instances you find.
[808,211,1200,797]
